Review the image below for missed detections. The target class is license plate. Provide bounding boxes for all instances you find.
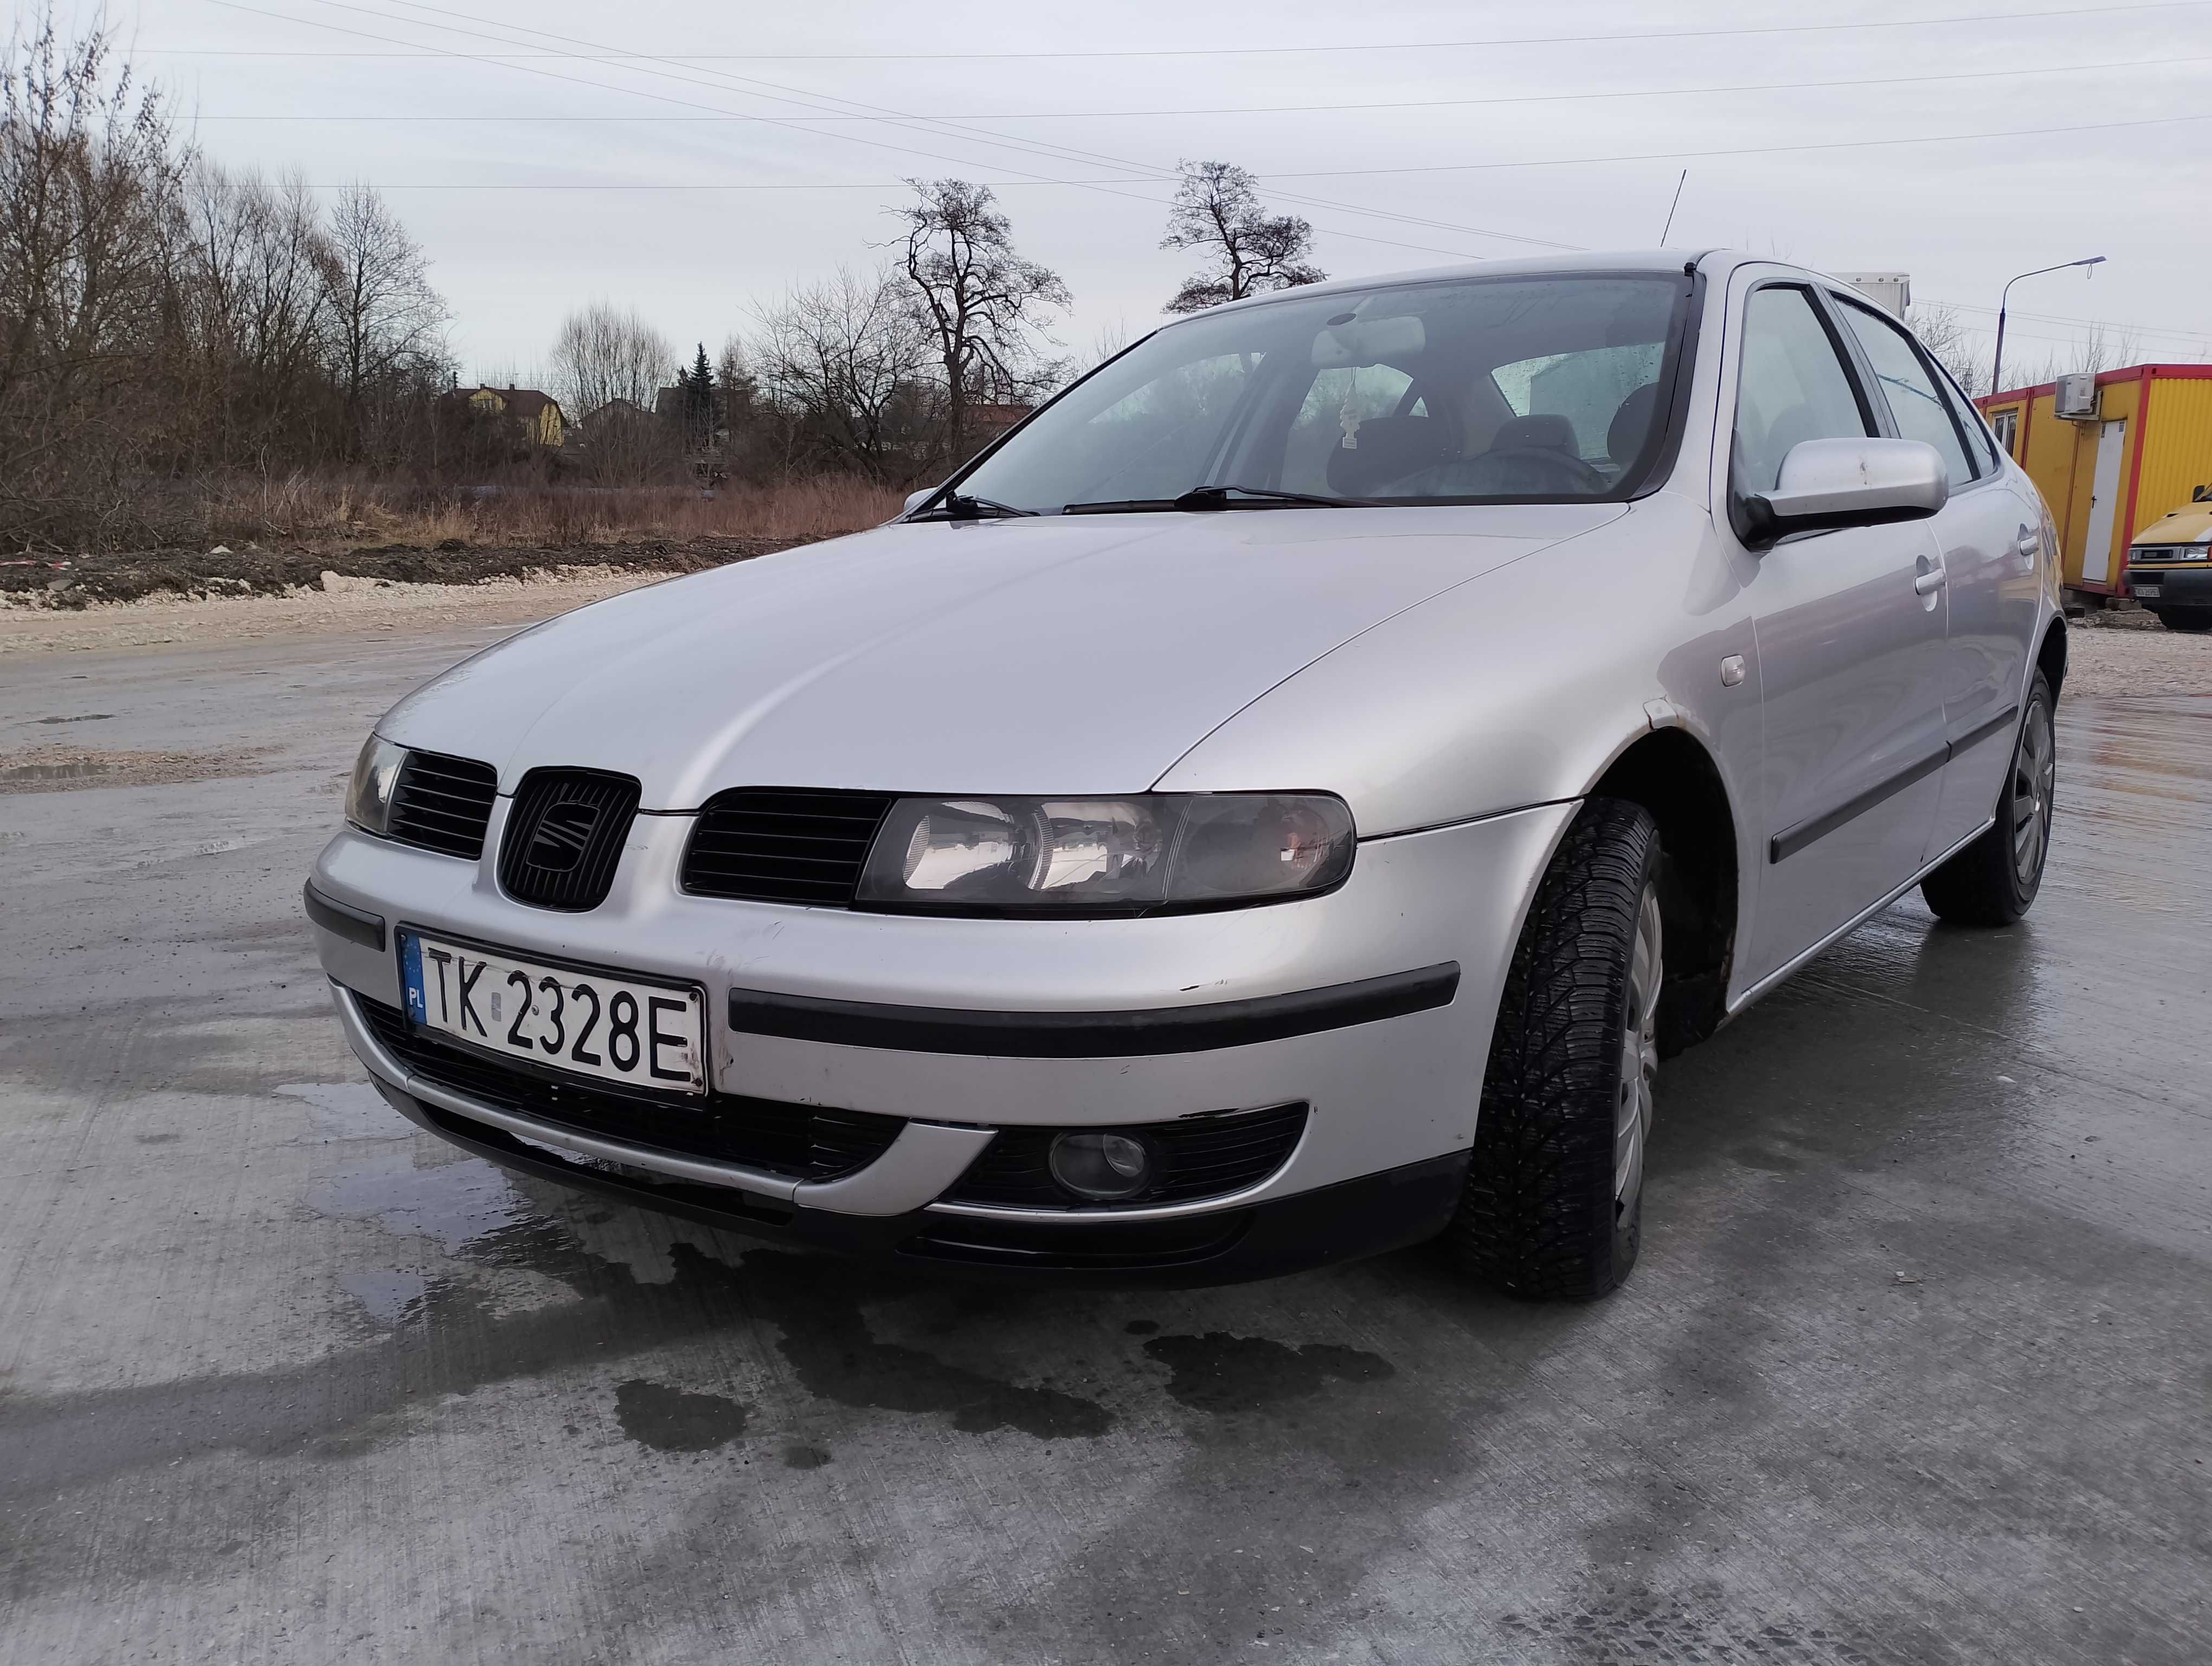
[400,931,706,1094]
[2136,581,2162,597]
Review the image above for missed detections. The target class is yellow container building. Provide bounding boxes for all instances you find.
[1979,364,2212,598]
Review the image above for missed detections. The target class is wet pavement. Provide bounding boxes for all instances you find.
[1,627,2207,1665]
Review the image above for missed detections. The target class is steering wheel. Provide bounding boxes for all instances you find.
[1397,447,1611,497]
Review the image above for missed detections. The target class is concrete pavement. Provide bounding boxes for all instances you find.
[1,624,2206,1664]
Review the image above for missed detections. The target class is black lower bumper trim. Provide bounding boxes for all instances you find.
[728,962,1461,1058]
[2127,566,2212,606]
[304,882,385,951]
[385,1082,1468,1286]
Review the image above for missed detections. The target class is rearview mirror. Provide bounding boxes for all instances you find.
[901,487,938,517]
[1311,315,1425,369]
[1740,438,1947,550]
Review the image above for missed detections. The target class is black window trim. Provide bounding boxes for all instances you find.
[1726,277,1883,547]
[1826,290,1998,495]
[1922,343,2007,477]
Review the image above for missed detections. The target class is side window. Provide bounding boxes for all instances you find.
[1927,356,2002,475]
[1835,300,1978,486]
[1732,285,1873,495]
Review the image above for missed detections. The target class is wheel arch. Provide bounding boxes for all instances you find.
[1585,726,1739,1055]
[2037,617,2067,699]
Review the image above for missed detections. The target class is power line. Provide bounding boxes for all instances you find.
[1252,111,2212,180]
[182,52,2212,121]
[276,108,2212,187]
[359,0,1577,254]
[213,0,1570,260]
[140,2,2212,60]
[1926,297,2212,343]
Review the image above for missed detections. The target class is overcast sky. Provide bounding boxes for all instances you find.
[72,0,2212,389]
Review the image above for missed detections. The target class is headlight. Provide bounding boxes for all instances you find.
[854,793,1354,915]
[346,735,408,835]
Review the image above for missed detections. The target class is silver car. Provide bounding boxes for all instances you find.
[306,250,2064,1295]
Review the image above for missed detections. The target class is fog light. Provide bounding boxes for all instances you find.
[1047,1131,1153,1201]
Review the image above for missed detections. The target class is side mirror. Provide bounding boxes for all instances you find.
[901,487,939,517]
[1740,438,1948,550]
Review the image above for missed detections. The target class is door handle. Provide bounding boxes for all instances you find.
[1914,567,1947,595]
[2017,529,2041,559]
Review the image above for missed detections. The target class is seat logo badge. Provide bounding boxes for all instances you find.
[525,796,602,872]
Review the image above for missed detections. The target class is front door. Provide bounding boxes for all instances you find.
[2084,418,2127,584]
[1727,279,1950,987]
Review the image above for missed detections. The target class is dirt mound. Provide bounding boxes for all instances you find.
[2,535,814,608]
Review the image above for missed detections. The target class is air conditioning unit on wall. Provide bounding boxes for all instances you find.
[2055,374,2100,419]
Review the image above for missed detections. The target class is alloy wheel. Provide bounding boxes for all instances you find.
[2011,699,2056,889]
[1614,884,1663,1219]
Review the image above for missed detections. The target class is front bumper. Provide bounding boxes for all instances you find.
[359,1049,1469,1285]
[2127,564,2212,607]
[308,799,1573,1281]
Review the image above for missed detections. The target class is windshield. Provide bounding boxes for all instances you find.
[949,273,1690,514]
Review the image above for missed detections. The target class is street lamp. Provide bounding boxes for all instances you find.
[1992,256,2107,393]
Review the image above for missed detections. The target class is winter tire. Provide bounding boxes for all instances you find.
[1447,798,1663,1301]
[1920,671,2056,926]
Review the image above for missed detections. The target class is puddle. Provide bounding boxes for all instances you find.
[736,1248,1114,1439]
[1142,1332,1396,1413]
[307,1154,535,1253]
[613,1379,751,1452]
[339,1270,429,1325]
[276,1081,415,1142]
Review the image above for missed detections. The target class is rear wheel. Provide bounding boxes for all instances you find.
[1920,671,2056,926]
[1446,799,1662,1300]
[2152,608,2212,633]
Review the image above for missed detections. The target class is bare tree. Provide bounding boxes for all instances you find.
[0,14,187,543]
[323,182,446,460]
[548,300,671,423]
[749,266,937,480]
[1160,160,1323,315]
[893,178,1069,466]
[1906,303,1989,399]
[171,164,336,462]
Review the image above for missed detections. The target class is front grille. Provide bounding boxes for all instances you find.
[387,750,498,860]
[680,787,896,906]
[356,995,903,1181]
[945,1103,1309,1209]
[499,768,640,912]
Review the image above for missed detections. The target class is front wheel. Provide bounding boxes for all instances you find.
[1445,799,1663,1301]
[1920,671,2056,926]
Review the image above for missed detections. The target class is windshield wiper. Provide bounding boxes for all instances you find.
[908,492,1037,521]
[1059,485,1364,515]
[1171,484,1362,511]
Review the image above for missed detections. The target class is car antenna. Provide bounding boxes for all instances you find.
[1659,169,1689,245]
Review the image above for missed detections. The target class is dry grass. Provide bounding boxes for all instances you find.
[185,472,904,550]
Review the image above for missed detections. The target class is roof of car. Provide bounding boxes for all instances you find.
[1187,249,1735,318]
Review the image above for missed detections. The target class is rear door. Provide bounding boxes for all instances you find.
[1832,296,2038,860]
[1726,277,1951,986]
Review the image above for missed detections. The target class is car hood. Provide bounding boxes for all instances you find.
[2134,503,2212,547]
[381,504,1624,808]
